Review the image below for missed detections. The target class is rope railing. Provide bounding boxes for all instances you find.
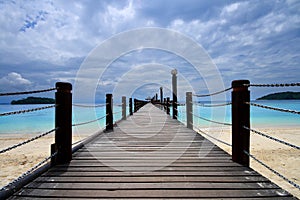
[0,85,60,197]
[193,102,232,107]
[0,87,56,96]
[193,102,231,107]
[195,126,232,147]
[0,128,56,154]
[245,82,300,87]
[193,87,232,97]
[0,83,139,197]
[72,103,106,108]
[193,113,232,126]
[154,79,300,194]
[245,102,300,115]
[72,115,107,127]
[113,110,122,115]
[244,150,300,190]
[231,80,300,192]
[0,105,56,117]
[243,126,300,150]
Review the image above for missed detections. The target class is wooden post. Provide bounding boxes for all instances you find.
[155,93,158,101]
[186,92,193,129]
[160,87,163,104]
[129,98,133,115]
[54,82,72,165]
[134,98,137,112]
[122,96,126,120]
[172,69,178,119]
[232,80,250,167]
[163,98,166,111]
[167,97,170,115]
[106,94,113,131]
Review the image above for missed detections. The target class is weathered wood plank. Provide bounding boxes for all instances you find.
[13,189,292,198]
[56,162,241,167]
[34,175,270,183]
[25,182,279,190]
[48,166,249,172]
[43,171,261,177]
[9,197,298,200]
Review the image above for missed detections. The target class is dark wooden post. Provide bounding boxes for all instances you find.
[160,87,163,104]
[163,98,166,111]
[155,93,158,101]
[134,98,137,112]
[122,96,126,120]
[106,94,113,131]
[129,98,133,115]
[186,92,193,129]
[232,80,250,167]
[167,97,170,115]
[171,69,178,119]
[54,82,72,165]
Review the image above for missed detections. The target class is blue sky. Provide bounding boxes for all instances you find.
[0,0,299,103]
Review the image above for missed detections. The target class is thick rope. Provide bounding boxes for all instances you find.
[0,105,55,117]
[0,88,56,96]
[193,87,232,97]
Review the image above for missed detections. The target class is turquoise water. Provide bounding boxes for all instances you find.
[0,104,122,134]
[177,100,300,128]
[0,100,299,135]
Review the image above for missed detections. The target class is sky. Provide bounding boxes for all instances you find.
[0,0,299,103]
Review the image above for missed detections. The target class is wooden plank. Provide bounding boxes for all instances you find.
[34,175,270,183]
[56,162,241,167]
[12,189,292,198]
[43,171,261,177]
[68,159,233,163]
[48,166,249,172]
[9,197,298,200]
[25,182,279,190]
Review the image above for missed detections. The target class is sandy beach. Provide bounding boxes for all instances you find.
[0,127,299,198]
[0,132,86,189]
[200,126,300,198]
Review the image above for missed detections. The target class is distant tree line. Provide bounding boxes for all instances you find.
[11,96,55,104]
[257,91,300,100]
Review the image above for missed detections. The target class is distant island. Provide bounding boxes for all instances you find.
[11,96,55,104]
[257,91,300,100]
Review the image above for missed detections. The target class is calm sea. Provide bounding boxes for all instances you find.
[0,100,299,135]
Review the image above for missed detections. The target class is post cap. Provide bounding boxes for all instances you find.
[231,80,250,88]
[56,82,72,91]
[171,69,177,75]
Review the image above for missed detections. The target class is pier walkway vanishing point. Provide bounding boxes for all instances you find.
[8,103,296,199]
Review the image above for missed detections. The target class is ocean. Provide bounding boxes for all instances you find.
[0,100,299,135]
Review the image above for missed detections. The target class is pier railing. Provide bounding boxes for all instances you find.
[0,82,146,199]
[155,77,299,191]
[1,76,299,197]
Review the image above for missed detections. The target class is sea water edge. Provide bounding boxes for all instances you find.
[0,100,299,135]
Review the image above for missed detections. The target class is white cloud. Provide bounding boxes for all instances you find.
[0,72,32,91]
[222,2,241,14]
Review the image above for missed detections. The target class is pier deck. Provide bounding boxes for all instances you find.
[10,104,295,199]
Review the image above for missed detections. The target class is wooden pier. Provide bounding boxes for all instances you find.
[9,103,295,199]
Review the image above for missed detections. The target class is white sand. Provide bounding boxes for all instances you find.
[0,133,84,188]
[0,127,299,198]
